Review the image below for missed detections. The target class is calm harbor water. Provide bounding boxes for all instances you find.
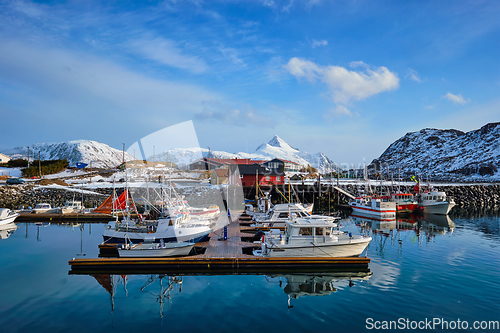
[1,209,499,332]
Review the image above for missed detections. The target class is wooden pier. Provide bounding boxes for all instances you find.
[68,213,370,275]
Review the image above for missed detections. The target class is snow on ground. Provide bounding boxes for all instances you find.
[0,167,22,178]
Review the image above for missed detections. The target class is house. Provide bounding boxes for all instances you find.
[210,168,229,185]
[188,157,265,171]
[235,163,285,186]
[261,158,300,172]
[0,153,11,164]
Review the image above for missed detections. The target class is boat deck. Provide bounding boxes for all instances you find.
[69,212,370,274]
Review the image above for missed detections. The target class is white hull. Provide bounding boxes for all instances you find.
[103,220,211,244]
[349,205,396,219]
[259,238,371,258]
[0,211,19,226]
[118,242,194,257]
[422,201,455,215]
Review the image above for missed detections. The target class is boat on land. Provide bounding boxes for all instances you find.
[253,218,372,258]
[0,208,20,225]
[118,240,194,258]
[31,203,60,214]
[349,196,396,220]
[416,188,456,215]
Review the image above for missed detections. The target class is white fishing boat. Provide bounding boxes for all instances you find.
[252,202,334,228]
[417,188,455,215]
[349,196,396,220]
[253,218,372,257]
[0,208,20,225]
[103,212,211,244]
[60,200,85,214]
[31,203,59,214]
[118,240,194,258]
[245,192,273,218]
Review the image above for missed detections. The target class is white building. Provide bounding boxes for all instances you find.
[0,153,11,164]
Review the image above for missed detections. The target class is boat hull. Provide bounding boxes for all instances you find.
[349,205,396,219]
[421,201,455,215]
[118,243,194,257]
[0,213,19,226]
[261,238,372,258]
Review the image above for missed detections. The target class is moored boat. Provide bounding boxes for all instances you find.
[253,218,372,258]
[31,203,59,214]
[417,188,455,215]
[102,212,211,244]
[118,240,194,257]
[0,209,20,226]
[349,196,396,220]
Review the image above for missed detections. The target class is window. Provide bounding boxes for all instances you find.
[266,175,270,181]
[299,227,312,235]
[315,228,324,236]
[276,176,281,181]
[278,212,289,218]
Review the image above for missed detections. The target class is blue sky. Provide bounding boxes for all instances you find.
[0,0,498,166]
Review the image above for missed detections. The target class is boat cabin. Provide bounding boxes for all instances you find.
[284,218,341,245]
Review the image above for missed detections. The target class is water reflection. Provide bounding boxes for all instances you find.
[350,212,457,253]
[0,222,18,239]
[265,271,372,308]
[91,274,183,318]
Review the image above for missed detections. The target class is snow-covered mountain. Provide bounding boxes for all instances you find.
[5,140,134,168]
[369,122,500,180]
[152,135,338,173]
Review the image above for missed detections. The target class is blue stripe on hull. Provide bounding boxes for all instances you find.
[103,233,210,244]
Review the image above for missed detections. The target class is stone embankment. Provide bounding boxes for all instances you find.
[1,183,498,211]
[0,185,111,210]
[334,184,500,207]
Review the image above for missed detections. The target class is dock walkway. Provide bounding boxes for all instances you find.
[69,212,370,275]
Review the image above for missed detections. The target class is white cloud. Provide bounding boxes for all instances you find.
[443,92,470,105]
[406,68,421,82]
[311,39,328,48]
[127,37,208,74]
[325,105,353,118]
[286,57,400,103]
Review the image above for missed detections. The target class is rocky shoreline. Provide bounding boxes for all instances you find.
[0,183,499,211]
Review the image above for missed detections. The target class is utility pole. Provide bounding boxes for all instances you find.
[27,146,30,168]
[38,151,41,178]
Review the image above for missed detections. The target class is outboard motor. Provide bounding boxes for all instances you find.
[251,229,265,242]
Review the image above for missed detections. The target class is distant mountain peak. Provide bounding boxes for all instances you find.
[257,135,300,153]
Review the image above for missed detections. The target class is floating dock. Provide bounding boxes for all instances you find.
[68,213,370,275]
[17,211,132,222]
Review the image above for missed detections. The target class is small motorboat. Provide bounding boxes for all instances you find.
[31,203,59,214]
[0,208,20,226]
[253,218,372,258]
[118,240,195,258]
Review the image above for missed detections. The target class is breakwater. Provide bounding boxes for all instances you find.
[1,183,499,211]
[243,184,500,211]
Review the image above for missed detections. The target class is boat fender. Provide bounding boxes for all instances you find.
[262,234,265,243]
[349,232,352,239]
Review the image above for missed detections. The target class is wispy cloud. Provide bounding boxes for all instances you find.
[195,100,275,127]
[126,37,208,74]
[405,68,421,82]
[286,57,399,103]
[325,105,353,119]
[311,39,328,48]
[443,92,470,105]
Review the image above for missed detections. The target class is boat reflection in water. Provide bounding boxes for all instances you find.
[92,274,183,318]
[350,211,456,252]
[88,269,371,315]
[0,222,18,240]
[266,271,372,308]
